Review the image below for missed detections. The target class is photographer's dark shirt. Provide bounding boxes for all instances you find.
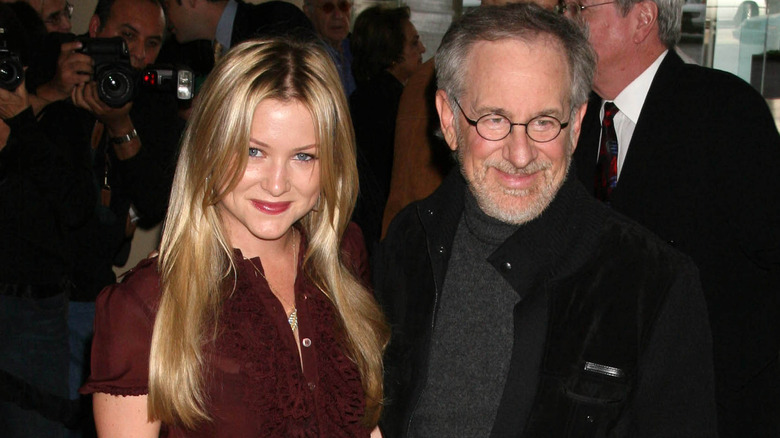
[0,108,94,285]
[37,89,183,301]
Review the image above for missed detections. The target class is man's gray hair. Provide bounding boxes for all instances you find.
[436,3,596,112]
[615,0,682,47]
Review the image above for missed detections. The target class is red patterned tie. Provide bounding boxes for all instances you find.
[595,102,619,203]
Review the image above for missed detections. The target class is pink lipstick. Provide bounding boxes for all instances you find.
[251,200,291,215]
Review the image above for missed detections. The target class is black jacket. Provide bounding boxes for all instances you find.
[0,107,94,285]
[374,171,717,437]
[37,89,183,301]
[573,50,780,436]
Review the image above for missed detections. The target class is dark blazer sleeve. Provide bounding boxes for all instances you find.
[615,260,718,437]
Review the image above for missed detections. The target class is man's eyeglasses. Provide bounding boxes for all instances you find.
[318,0,351,14]
[454,99,570,143]
[555,1,616,17]
[43,1,74,27]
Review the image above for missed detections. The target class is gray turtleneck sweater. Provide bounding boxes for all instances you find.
[409,190,521,437]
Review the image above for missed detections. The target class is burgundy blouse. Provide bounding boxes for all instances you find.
[82,224,373,437]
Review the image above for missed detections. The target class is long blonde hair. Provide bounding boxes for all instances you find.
[148,37,390,429]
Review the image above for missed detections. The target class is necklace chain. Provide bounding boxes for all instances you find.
[246,228,298,332]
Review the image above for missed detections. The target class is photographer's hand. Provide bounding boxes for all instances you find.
[0,81,31,151]
[33,41,93,114]
[0,81,31,120]
[72,81,140,160]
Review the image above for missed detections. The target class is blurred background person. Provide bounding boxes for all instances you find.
[32,0,185,434]
[17,0,73,33]
[0,4,94,436]
[82,37,389,437]
[156,0,314,115]
[304,0,356,95]
[349,4,425,255]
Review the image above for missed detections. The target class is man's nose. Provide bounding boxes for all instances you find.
[130,45,147,70]
[502,128,537,169]
[58,16,72,33]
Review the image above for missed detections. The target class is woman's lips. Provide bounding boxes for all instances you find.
[251,200,291,215]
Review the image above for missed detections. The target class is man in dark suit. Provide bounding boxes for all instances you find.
[163,0,312,58]
[564,0,780,435]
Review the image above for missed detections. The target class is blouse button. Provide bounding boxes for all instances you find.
[501,262,512,272]
[302,338,312,347]
[308,382,316,391]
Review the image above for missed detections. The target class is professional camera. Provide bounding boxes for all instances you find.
[0,28,24,91]
[140,65,195,101]
[76,36,138,108]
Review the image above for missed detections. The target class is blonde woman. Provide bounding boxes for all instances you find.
[81,37,389,437]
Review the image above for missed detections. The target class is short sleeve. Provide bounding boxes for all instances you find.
[80,258,161,396]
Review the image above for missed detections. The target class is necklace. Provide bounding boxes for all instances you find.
[245,228,299,332]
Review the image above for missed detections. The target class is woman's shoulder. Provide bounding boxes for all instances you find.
[98,257,162,320]
[84,257,161,396]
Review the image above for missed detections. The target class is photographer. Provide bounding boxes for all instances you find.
[33,0,185,432]
[0,6,94,436]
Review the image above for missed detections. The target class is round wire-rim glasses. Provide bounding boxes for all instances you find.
[555,1,617,17]
[42,1,74,27]
[453,99,570,143]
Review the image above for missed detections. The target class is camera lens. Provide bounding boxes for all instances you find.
[0,58,23,91]
[103,72,129,94]
[96,68,134,107]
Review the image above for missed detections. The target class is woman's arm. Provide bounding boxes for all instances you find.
[94,393,161,438]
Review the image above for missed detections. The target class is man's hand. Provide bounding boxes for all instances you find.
[72,81,140,160]
[35,41,93,107]
[0,82,31,151]
[0,82,31,120]
[71,81,133,131]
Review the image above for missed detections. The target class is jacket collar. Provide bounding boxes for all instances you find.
[417,168,608,299]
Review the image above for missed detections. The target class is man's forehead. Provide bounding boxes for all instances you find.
[27,0,62,13]
[461,37,571,111]
[105,0,164,34]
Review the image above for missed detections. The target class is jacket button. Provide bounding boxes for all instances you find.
[427,209,434,215]
[302,338,312,347]
[501,262,512,271]
[308,382,316,391]
[438,245,445,254]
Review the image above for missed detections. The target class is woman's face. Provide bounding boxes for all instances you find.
[219,99,321,249]
[392,19,426,83]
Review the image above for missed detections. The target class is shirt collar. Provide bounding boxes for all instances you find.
[215,0,238,49]
[609,50,668,124]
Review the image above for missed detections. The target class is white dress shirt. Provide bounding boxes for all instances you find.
[599,50,668,179]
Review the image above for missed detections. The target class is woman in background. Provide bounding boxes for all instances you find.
[82,37,389,437]
[349,5,426,255]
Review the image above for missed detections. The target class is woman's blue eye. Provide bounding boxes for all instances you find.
[295,153,315,162]
[249,147,263,157]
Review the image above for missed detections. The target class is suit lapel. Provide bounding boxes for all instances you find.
[572,92,603,196]
[608,52,686,207]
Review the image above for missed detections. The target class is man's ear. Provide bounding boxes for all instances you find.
[568,101,589,154]
[632,0,659,44]
[88,15,100,38]
[435,90,459,152]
